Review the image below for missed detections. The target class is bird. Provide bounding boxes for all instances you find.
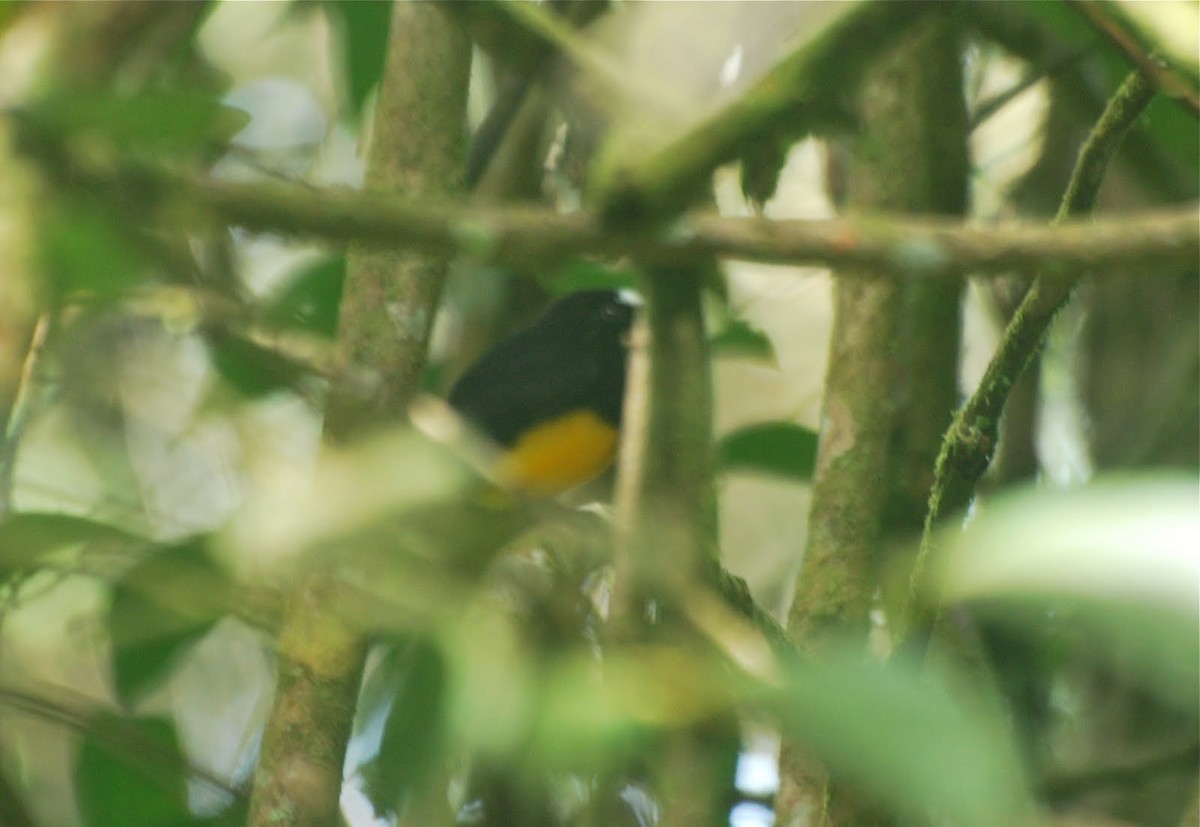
[448,289,638,495]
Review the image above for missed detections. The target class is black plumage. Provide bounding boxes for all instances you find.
[448,290,636,447]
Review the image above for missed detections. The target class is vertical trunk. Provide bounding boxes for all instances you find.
[778,10,967,826]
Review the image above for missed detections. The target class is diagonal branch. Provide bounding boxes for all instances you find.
[901,69,1161,646]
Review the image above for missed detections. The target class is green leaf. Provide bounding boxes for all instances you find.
[325,0,393,119]
[936,474,1200,711]
[39,200,148,304]
[109,539,232,704]
[709,318,775,362]
[262,255,344,337]
[77,715,198,827]
[541,261,640,295]
[771,651,1033,827]
[715,422,817,481]
[360,638,448,816]
[25,91,248,156]
[0,512,143,571]
[207,330,313,398]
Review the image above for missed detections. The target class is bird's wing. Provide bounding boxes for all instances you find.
[448,328,596,446]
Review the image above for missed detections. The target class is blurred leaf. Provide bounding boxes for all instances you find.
[937,474,1200,710]
[325,0,392,119]
[361,638,448,816]
[740,134,789,212]
[262,255,344,337]
[24,91,247,156]
[541,262,640,296]
[0,512,143,571]
[39,200,148,303]
[715,422,817,481]
[533,647,728,767]
[218,424,495,567]
[709,318,775,362]
[771,651,1032,827]
[207,330,313,398]
[109,539,232,704]
[0,1,25,36]
[77,715,197,827]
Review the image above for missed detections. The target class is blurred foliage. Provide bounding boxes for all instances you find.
[37,199,151,306]
[321,0,393,121]
[206,330,316,399]
[260,254,345,338]
[0,2,1195,827]
[538,260,640,296]
[708,318,775,363]
[715,423,817,482]
[0,512,141,572]
[359,637,448,816]
[108,538,233,706]
[937,475,1200,711]
[76,715,199,827]
[21,91,248,158]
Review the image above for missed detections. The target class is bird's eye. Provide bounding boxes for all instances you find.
[600,305,619,321]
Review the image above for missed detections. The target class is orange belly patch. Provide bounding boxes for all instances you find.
[498,410,619,495]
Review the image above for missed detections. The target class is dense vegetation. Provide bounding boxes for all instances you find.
[0,3,1195,827]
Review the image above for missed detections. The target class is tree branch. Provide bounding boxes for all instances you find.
[246,4,471,827]
[778,14,970,826]
[0,682,245,805]
[610,264,729,827]
[612,266,717,613]
[901,69,1160,645]
[1068,0,1200,117]
[588,2,931,222]
[0,313,50,517]
[13,128,1198,278]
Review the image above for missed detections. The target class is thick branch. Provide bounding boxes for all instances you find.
[610,264,723,825]
[247,5,470,827]
[778,13,972,825]
[612,267,717,617]
[588,2,930,222]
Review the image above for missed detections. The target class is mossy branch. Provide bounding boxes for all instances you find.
[900,69,1160,646]
[246,5,471,827]
[777,13,971,824]
[588,2,932,222]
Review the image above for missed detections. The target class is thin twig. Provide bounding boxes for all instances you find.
[901,69,1160,645]
[1039,740,1200,804]
[1068,0,1200,117]
[970,48,1091,131]
[0,683,246,804]
[13,127,1199,278]
[0,313,52,519]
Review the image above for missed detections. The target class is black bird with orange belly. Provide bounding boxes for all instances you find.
[448,290,637,496]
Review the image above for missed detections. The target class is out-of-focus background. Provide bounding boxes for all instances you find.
[0,3,1195,826]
